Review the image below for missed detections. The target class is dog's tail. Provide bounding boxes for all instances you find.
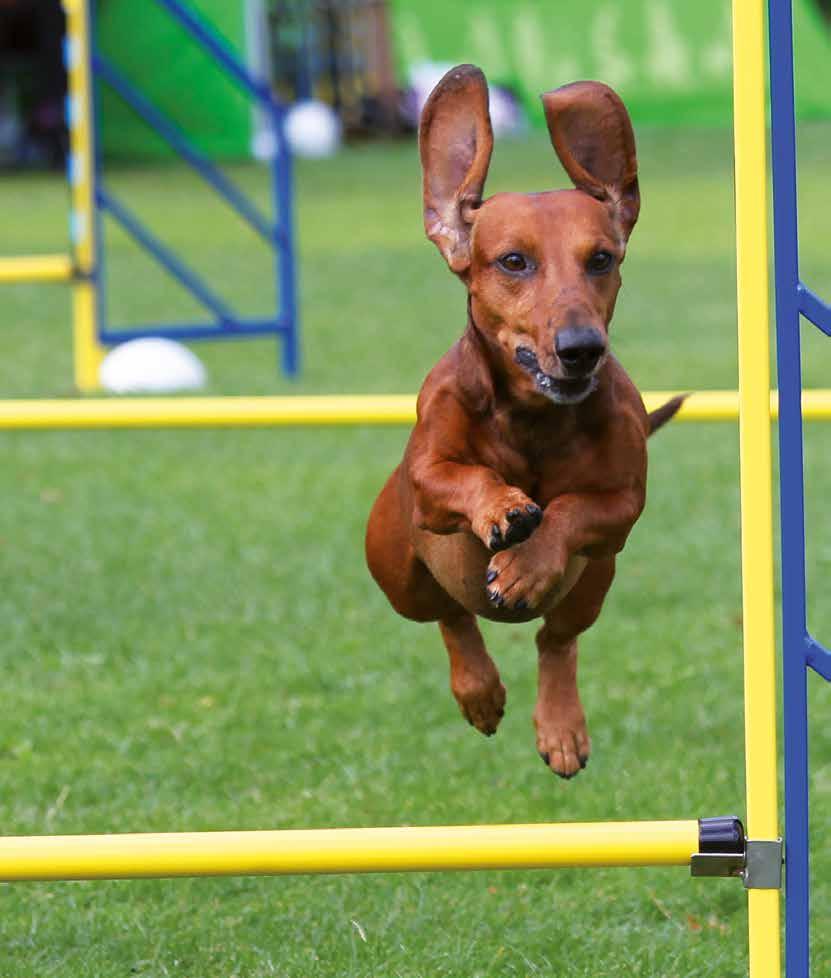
[648,394,689,435]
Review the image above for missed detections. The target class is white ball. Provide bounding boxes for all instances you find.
[100,338,207,394]
[488,87,524,138]
[252,127,277,161]
[284,100,342,159]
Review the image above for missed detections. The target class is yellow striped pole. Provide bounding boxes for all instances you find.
[731,0,782,975]
[64,0,105,392]
[0,390,826,430]
[0,820,699,882]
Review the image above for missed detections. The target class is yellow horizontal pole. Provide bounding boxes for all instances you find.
[0,394,414,429]
[0,820,699,882]
[0,390,828,430]
[0,255,74,284]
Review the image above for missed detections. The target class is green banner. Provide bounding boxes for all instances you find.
[391,0,831,126]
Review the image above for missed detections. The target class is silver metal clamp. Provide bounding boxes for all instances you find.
[690,816,783,889]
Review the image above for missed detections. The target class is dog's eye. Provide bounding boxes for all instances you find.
[498,253,529,273]
[586,251,614,275]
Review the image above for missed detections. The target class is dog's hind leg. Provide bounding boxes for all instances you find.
[440,614,506,736]
[534,557,615,778]
[366,466,464,623]
[534,633,588,778]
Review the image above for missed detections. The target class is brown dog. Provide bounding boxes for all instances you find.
[365,65,682,779]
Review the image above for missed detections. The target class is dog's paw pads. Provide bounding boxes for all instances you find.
[502,504,542,547]
[487,501,542,552]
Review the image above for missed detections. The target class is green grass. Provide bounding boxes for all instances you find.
[0,123,830,976]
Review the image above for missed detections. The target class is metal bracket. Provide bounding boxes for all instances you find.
[742,839,783,889]
[690,850,745,878]
[689,817,783,889]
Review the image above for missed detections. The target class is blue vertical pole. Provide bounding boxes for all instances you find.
[271,104,299,376]
[89,0,300,371]
[768,0,811,974]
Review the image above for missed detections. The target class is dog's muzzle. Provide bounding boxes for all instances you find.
[515,345,599,406]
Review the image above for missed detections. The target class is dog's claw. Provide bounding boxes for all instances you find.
[514,598,528,611]
[481,492,543,552]
[487,588,504,608]
[540,751,578,777]
[486,568,498,584]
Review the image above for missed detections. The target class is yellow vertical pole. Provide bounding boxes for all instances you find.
[64,0,105,392]
[731,1,782,976]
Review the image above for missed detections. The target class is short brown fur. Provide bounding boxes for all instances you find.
[365,66,683,778]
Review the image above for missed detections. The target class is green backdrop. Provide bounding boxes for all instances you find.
[390,0,831,127]
[97,0,251,160]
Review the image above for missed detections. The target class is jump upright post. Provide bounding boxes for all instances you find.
[3,0,822,975]
[0,0,299,391]
[0,0,100,387]
[769,0,831,974]
[732,0,781,971]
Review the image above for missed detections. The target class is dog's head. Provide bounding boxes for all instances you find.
[420,66,639,407]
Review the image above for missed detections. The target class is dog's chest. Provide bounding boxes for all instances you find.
[474,414,603,501]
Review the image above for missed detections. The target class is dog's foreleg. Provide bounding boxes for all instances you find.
[410,457,541,552]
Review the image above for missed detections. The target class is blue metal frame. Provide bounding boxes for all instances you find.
[768,0,830,974]
[90,0,298,375]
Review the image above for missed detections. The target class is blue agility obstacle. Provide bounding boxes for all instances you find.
[87,0,298,375]
[768,0,831,974]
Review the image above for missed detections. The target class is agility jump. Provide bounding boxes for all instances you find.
[0,0,298,390]
[3,0,829,976]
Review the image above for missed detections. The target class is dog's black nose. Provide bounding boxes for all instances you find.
[555,326,606,375]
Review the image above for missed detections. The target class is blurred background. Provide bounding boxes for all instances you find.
[2,0,831,165]
[1,0,830,401]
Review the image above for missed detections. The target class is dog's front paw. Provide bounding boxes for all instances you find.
[485,539,567,611]
[474,489,542,552]
[535,715,591,780]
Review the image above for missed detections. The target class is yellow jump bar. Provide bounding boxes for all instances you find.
[0,820,699,882]
[0,390,827,430]
[0,255,74,284]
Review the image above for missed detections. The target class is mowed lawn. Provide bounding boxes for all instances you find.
[0,123,830,977]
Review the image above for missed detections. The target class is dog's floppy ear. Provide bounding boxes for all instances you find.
[419,65,493,274]
[541,81,639,237]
